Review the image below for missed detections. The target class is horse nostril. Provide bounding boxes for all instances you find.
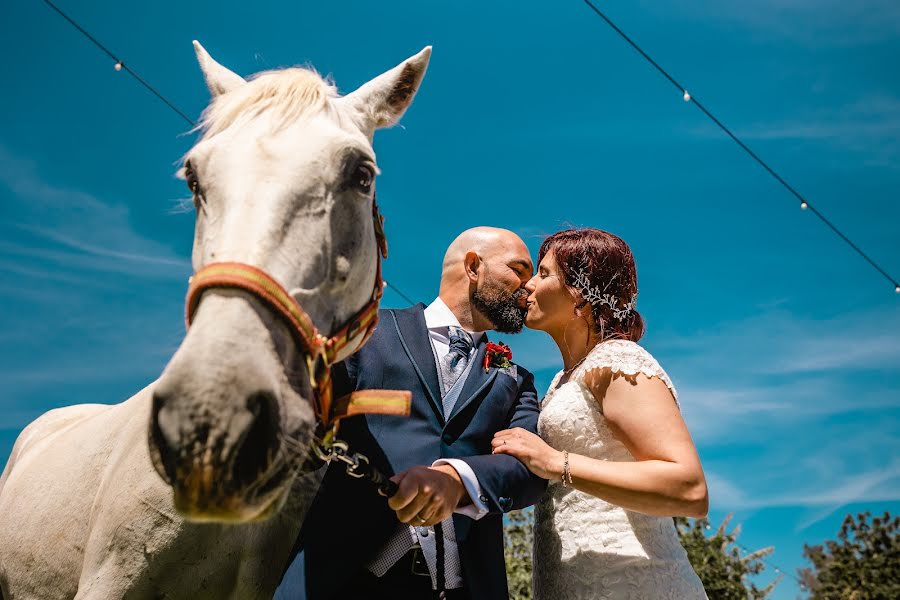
[150,391,179,483]
[153,394,180,447]
[230,391,281,488]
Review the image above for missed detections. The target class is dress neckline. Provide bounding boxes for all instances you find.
[541,340,642,408]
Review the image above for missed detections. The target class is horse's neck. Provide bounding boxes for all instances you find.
[279,466,327,530]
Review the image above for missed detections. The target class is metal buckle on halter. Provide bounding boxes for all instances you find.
[345,320,361,344]
[306,347,330,417]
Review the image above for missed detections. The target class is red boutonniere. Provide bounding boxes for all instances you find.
[484,341,513,373]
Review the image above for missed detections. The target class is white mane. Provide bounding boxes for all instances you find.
[197,67,338,139]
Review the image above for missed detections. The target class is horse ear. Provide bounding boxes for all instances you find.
[193,40,246,97]
[341,46,432,131]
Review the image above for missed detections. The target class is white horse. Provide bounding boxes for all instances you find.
[0,41,431,599]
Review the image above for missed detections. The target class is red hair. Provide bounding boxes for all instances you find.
[538,228,644,343]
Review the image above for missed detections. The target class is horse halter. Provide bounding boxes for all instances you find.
[183,195,408,429]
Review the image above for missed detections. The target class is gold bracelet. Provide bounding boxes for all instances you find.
[561,451,573,487]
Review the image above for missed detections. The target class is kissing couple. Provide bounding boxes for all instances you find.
[284,226,709,599]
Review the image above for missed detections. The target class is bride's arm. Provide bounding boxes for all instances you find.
[492,368,708,518]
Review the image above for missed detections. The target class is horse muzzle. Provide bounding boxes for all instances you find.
[148,360,310,522]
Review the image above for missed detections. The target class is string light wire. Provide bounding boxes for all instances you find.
[581,0,899,293]
[384,281,416,305]
[42,0,195,127]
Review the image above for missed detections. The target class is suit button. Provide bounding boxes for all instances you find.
[499,496,513,511]
[479,495,489,504]
[441,432,453,444]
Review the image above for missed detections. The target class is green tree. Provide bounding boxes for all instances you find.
[675,514,780,599]
[504,508,534,600]
[798,511,900,599]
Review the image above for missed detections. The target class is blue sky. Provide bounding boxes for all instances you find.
[1,1,898,597]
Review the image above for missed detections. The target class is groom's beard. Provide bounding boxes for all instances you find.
[472,284,528,334]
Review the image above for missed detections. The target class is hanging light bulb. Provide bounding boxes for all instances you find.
[800,201,808,210]
[114,61,123,71]
[683,90,691,102]
[895,284,900,293]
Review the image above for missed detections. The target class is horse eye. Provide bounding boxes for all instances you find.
[184,163,198,191]
[353,163,375,194]
[184,161,203,207]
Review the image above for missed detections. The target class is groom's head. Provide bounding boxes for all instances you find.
[438,227,533,333]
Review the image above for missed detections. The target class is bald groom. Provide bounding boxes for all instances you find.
[293,227,546,600]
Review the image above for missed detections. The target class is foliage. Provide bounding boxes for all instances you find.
[798,511,900,600]
[676,515,781,599]
[504,508,535,600]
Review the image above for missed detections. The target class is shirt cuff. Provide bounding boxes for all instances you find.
[432,458,490,520]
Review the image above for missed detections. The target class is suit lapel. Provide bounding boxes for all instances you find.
[389,305,445,423]
[447,338,498,422]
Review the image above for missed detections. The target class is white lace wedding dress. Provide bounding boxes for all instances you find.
[533,340,707,600]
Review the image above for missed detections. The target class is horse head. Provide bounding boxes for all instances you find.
[148,42,430,522]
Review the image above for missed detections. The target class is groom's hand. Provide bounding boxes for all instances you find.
[388,465,468,526]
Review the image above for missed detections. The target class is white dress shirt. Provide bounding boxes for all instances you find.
[424,297,490,520]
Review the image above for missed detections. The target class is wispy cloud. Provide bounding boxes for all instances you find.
[658,304,900,378]
[19,225,188,267]
[0,143,190,278]
[707,460,900,515]
[657,0,900,47]
[653,303,900,519]
[0,144,188,422]
[747,96,900,168]
[686,95,900,168]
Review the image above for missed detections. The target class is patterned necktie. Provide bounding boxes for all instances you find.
[440,326,473,395]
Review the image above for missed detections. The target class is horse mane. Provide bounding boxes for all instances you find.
[197,67,338,139]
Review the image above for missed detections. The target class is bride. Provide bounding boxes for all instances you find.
[492,228,708,599]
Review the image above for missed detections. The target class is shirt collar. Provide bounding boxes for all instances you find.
[423,297,485,344]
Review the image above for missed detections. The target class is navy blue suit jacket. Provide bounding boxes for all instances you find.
[297,304,546,599]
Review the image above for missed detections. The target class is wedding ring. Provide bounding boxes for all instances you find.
[415,515,427,524]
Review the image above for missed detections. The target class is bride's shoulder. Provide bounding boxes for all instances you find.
[583,339,655,367]
[579,340,678,402]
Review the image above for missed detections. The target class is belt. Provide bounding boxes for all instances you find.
[408,545,430,578]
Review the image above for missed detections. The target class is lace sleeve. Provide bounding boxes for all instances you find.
[575,340,679,405]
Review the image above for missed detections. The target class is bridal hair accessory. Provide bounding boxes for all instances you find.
[571,267,637,321]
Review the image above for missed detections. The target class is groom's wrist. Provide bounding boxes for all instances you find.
[431,464,471,506]
[433,459,490,518]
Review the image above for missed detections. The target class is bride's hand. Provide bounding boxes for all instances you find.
[492,428,564,481]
